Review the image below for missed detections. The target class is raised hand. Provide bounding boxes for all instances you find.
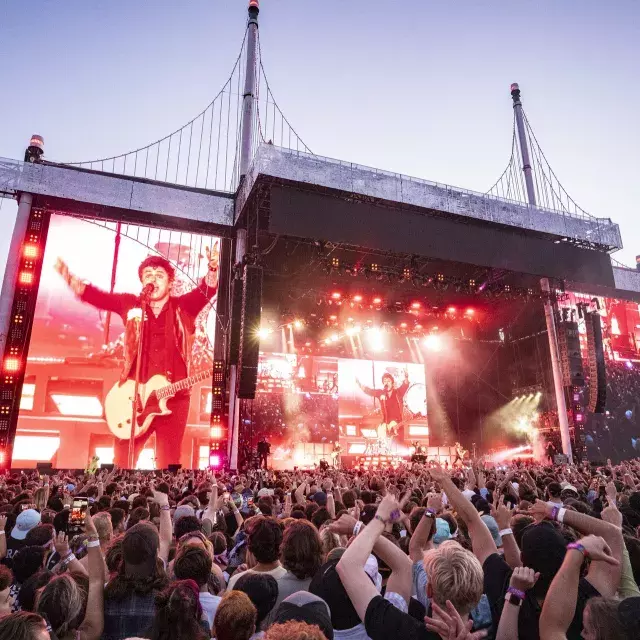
[575,535,619,565]
[54,258,86,296]
[328,513,358,536]
[424,600,488,640]
[509,566,539,592]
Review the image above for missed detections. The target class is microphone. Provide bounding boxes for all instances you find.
[141,283,155,298]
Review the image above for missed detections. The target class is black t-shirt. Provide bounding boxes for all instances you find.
[365,596,440,640]
[483,553,600,640]
[1,537,26,569]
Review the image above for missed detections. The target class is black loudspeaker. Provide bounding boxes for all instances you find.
[100,464,115,472]
[558,321,585,387]
[167,464,182,473]
[36,462,53,472]
[238,264,263,400]
[586,312,607,413]
[228,278,244,366]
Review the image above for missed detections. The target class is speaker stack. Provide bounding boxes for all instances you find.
[585,312,607,413]
[558,321,585,387]
[237,264,263,399]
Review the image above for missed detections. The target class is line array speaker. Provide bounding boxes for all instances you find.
[585,312,607,413]
[228,278,244,366]
[237,264,263,399]
[558,321,585,387]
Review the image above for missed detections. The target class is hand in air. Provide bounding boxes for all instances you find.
[424,600,487,640]
[55,258,86,296]
[509,566,539,592]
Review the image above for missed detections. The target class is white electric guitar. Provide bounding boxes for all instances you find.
[104,369,213,440]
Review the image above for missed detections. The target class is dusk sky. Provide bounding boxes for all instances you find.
[1,0,639,282]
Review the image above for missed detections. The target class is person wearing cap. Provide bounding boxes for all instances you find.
[271,592,334,640]
[2,510,41,569]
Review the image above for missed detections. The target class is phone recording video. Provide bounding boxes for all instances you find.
[69,497,88,536]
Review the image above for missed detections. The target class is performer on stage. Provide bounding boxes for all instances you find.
[357,370,409,441]
[452,441,467,467]
[545,440,557,465]
[257,437,271,469]
[55,246,219,469]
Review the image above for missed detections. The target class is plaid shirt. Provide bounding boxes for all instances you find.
[102,591,157,640]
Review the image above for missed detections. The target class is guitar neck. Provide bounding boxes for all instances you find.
[158,369,213,399]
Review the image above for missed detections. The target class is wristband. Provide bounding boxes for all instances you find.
[353,521,363,536]
[62,553,77,565]
[374,514,388,525]
[499,528,513,537]
[0,531,4,536]
[557,507,567,523]
[550,506,560,521]
[86,540,101,548]
[160,505,170,511]
[426,508,437,516]
[567,542,588,558]
[507,586,526,599]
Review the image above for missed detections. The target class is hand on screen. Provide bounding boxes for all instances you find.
[55,258,86,296]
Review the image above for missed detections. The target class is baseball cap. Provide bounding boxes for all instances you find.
[173,505,195,523]
[274,592,334,640]
[433,518,452,545]
[561,485,578,498]
[309,559,361,630]
[11,509,41,541]
[311,491,328,507]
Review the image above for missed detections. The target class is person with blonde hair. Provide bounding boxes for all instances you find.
[422,541,484,617]
[212,590,257,640]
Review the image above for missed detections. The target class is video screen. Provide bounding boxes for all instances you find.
[250,352,427,467]
[563,293,640,461]
[16,214,220,469]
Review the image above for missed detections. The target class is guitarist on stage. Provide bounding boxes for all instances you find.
[357,369,409,442]
[55,246,219,469]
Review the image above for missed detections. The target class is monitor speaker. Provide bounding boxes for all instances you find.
[100,464,115,472]
[238,264,263,399]
[36,462,53,472]
[167,464,182,473]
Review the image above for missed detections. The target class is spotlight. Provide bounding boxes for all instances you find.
[366,327,385,352]
[331,292,341,300]
[423,334,442,352]
[345,325,361,337]
[329,333,340,343]
[353,294,363,303]
[411,301,421,310]
[447,306,456,314]
[372,297,382,306]
[24,134,44,163]
[293,319,304,330]
[465,308,474,316]
[256,327,272,340]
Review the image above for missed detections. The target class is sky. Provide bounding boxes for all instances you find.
[1,0,639,283]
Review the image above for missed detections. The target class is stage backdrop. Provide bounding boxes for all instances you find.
[16,214,220,469]
[251,353,427,468]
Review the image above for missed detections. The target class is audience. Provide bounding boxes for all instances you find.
[0,458,639,639]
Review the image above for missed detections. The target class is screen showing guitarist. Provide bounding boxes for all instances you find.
[55,246,219,469]
[356,370,409,440]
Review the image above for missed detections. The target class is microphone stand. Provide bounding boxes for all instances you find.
[128,293,149,469]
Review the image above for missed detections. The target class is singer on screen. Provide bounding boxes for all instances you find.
[54,246,219,469]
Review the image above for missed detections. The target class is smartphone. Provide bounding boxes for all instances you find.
[248,497,254,507]
[223,492,230,501]
[69,497,88,536]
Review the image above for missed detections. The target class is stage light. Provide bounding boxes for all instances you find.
[372,297,382,305]
[329,315,338,322]
[465,308,474,316]
[19,271,34,285]
[423,334,442,352]
[447,306,456,314]
[50,394,103,417]
[345,325,361,337]
[331,292,341,300]
[293,319,304,330]
[329,333,339,343]
[3,357,21,373]
[411,302,421,310]
[353,294,363,303]
[23,245,38,259]
[209,454,221,468]
[400,322,408,329]
[366,327,385,352]
[256,327,272,340]
[210,426,223,439]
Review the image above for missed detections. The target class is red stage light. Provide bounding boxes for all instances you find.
[411,302,421,310]
[23,245,38,259]
[209,454,221,468]
[19,271,34,285]
[0,451,5,465]
[400,322,408,329]
[465,308,475,316]
[210,426,223,440]
[331,292,341,300]
[415,324,423,330]
[3,357,21,373]
[353,295,363,303]
[373,297,382,305]
[447,306,456,314]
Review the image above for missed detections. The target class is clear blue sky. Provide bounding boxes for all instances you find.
[1,0,639,281]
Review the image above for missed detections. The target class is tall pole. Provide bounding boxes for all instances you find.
[0,192,33,359]
[511,83,536,207]
[239,0,260,179]
[511,84,572,459]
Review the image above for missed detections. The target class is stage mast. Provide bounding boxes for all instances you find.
[229,0,259,470]
[511,84,573,461]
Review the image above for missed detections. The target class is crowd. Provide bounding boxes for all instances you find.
[0,457,640,640]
